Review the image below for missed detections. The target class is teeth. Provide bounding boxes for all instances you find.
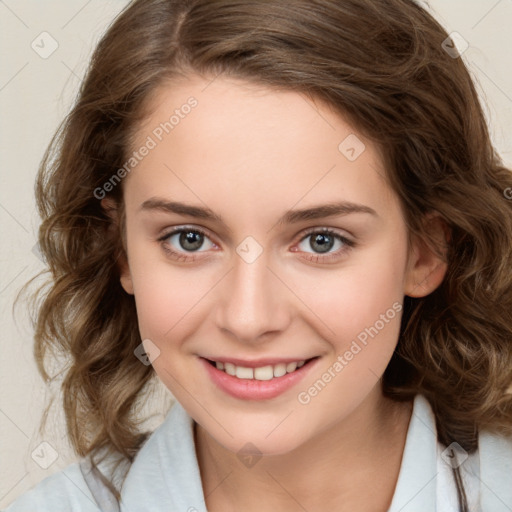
[224,362,236,376]
[286,362,297,373]
[273,363,287,377]
[236,366,253,379]
[214,359,307,379]
[254,366,274,380]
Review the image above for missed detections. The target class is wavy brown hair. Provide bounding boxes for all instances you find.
[14,0,512,509]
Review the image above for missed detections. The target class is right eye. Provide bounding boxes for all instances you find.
[157,226,217,261]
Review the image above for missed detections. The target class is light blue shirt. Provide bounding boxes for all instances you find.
[4,394,512,511]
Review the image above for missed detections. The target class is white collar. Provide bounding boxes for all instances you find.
[120,396,205,511]
[118,394,512,511]
[387,394,438,511]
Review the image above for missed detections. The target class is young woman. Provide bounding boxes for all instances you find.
[6,0,512,511]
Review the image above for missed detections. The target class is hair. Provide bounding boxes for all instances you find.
[13,0,512,510]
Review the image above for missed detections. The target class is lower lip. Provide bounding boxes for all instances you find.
[200,357,319,401]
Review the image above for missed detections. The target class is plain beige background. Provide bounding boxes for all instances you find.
[1,0,511,507]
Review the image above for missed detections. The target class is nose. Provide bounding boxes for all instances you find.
[214,248,291,344]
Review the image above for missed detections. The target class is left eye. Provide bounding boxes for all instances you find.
[296,229,353,255]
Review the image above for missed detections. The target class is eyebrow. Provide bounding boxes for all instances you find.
[139,197,378,229]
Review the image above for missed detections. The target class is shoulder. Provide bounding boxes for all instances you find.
[2,461,99,512]
[478,429,512,512]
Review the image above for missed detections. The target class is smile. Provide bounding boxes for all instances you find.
[207,359,308,380]
[200,356,320,400]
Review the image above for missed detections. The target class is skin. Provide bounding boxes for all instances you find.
[103,73,449,511]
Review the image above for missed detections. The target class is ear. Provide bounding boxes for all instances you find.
[101,197,134,295]
[404,212,450,298]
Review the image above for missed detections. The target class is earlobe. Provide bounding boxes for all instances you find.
[404,213,450,298]
[404,259,447,297]
[117,248,134,295]
[120,270,134,295]
[101,197,134,296]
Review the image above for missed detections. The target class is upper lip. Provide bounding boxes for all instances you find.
[202,356,317,368]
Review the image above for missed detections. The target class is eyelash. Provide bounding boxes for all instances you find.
[157,226,356,264]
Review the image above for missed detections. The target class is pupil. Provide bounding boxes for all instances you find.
[311,233,333,253]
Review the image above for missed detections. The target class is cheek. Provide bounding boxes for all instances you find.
[290,239,407,344]
[293,248,406,418]
[128,247,215,344]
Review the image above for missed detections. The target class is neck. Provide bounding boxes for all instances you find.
[194,386,413,512]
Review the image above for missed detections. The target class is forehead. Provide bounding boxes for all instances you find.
[124,74,398,225]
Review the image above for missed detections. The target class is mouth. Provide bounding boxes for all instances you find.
[203,356,319,380]
[201,355,320,400]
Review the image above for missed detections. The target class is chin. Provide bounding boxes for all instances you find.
[217,427,305,458]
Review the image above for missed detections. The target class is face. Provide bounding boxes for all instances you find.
[109,73,446,456]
